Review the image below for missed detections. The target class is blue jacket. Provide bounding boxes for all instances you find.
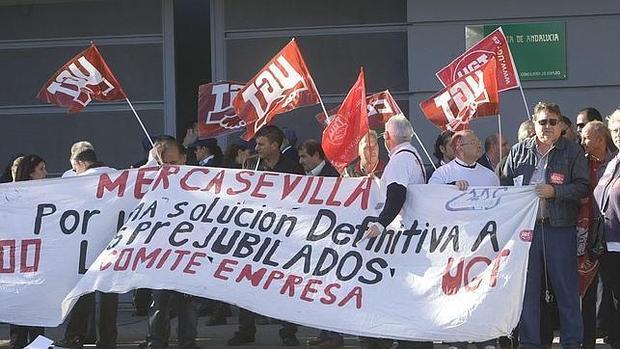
[500,136,590,227]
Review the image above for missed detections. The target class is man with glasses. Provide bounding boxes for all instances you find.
[429,130,499,188]
[501,102,590,349]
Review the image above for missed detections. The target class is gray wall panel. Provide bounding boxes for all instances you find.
[226,33,408,95]
[408,1,620,22]
[407,0,620,163]
[224,0,406,30]
[1,110,165,174]
[0,0,161,40]
[409,17,620,92]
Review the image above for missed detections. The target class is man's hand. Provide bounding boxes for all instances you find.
[535,184,555,198]
[365,222,384,238]
[183,128,198,147]
[454,180,470,191]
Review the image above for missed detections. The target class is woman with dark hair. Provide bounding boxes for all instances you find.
[9,154,46,349]
[14,154,47,181]
[0,153,25,183]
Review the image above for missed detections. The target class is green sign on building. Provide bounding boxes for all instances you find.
[467,21,566,81]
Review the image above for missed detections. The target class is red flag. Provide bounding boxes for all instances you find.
[37,44,127,112]
[315,90,402,130]
[322,68,369,173]
[233,39,320,140]
[197,81,246,139]
[420,58,499,131]
[436,27,519,92]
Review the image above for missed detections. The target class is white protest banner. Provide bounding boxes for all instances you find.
[1,167,538,342]
[0,173,137,326]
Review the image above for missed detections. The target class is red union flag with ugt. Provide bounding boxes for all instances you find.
[420,58,499,131]
[37,44,127,112]
[436,27,519,92]
[233,39,320,140]
[198,81,246,139]
[322,68,369,173]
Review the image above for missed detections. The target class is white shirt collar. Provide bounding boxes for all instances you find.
[307,160,327,176]
[199,154,215,166]
[281,145,293,154]
[388,142,410,157]
[454,157,477,168]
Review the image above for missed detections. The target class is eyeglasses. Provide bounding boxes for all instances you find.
[537,119,559,127]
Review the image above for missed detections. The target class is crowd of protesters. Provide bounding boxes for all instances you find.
[2,103,620,349]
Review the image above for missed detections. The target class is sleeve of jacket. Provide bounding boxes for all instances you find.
[553,145,590,202]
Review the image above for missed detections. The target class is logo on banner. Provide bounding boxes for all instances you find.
[46,56,115,107]
[436,27,519,92]
[315,90,402,129]
[519,230,533,242]
[420,58,499,131]
[451,50,493,81]
[198,81,246,138]
[435,69,490,128]
[233,39,319,140]
[445,187,508,211]
[241,56,307,130]
[324,115,347,146]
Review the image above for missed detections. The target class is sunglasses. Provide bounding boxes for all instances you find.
[537,119,559,126]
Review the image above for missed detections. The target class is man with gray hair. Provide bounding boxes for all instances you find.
[363,114,429,349]
[62,140,94,178]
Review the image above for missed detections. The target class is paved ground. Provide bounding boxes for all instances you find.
[0,300,609,349]
[0,301,370,349]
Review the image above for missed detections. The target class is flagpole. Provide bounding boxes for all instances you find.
[125,97,164,165]
[306,71,332,124]
[518,85,530,119]
[498,113,504,162]
[413,131,437,170]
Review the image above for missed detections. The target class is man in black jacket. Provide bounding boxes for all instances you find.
[298,139,339,177]
[229,126,303,347]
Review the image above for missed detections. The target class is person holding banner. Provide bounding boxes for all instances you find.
[55,148,119,349]
[428,130,499,349]
[142,138,200,349]
[501,102,590,349]
[9,154,47,349]
[297,139,344,348]
[363,114,429,349]
[230,125,303,346]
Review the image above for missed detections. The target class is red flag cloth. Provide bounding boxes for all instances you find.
[576,156,602,296]
[436,27,520,92]
[197,81,246,139]
[322,68,369,173]
[420,58,499,131]
[233,39,320,140]
[37,44,127,112]
[315,90,402,130]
